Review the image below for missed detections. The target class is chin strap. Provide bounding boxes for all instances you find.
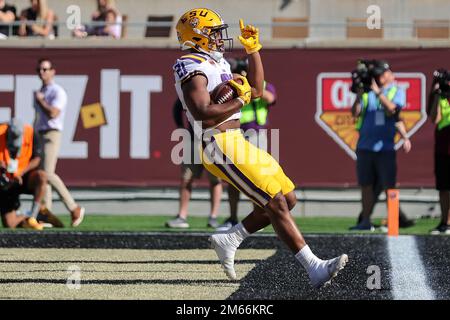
[181,41,223,62]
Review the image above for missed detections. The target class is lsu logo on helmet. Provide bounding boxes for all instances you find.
[176,8,233,61]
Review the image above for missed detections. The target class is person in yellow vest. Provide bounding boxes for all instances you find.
[217,57,277,231]
[350,60,411,231]
[355,118,416,229]
[0,118,48,230]
[165,98,223,229]
[427,69,450,235]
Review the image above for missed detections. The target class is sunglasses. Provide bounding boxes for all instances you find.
[36,67,53,73]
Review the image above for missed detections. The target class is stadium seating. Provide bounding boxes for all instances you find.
[144,15,173,37]
[121,14,128,39]
[272,17,309,39]
[414,20,450,39]
[2,0,450,42]
[346,18,383,39]
[53,15,59,38]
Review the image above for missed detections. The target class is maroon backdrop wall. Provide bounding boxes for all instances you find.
[1,47,449,187]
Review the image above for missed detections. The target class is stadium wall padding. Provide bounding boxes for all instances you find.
[0,47,448,187]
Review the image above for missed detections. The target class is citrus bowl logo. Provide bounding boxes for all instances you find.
[315,72,427,160]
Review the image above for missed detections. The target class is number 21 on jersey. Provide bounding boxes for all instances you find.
[174,62,187,78]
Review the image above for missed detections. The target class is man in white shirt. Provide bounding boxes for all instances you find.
[34,58,85,227]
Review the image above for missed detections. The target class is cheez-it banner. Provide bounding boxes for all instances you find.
[316,73,427,159]
[0,48,448,187]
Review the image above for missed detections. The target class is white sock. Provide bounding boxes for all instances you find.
[30,202,40,218]
[295,245,323,273]
[226,223,250,247]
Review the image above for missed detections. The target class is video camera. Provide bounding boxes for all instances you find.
[432,69,450,97]
[228,57,248,76]
[350,59,389,93]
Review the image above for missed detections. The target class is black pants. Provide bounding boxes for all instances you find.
[435,153,450,191]
[356,150,396,188]
[0,173,33,215]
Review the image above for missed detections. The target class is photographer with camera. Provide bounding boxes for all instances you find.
[350,60,413,231]
[0,118,55,230]
[427,68,450,235]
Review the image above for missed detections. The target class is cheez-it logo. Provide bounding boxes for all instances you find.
[315,72,427,160]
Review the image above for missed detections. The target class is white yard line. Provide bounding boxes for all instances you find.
[387,236,435,300]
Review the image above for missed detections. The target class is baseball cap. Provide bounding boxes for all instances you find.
[7,118,24,149]
[372,60,390,77]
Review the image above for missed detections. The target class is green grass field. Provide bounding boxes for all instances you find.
[0,215,442,235]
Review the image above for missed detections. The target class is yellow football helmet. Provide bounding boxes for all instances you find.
[176,8,233,61]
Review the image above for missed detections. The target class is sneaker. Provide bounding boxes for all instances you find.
[380,214,416,229]
[216,218,238,232]
[71,206,85,227]
[430,223,450,235]
[41,223,54,228]
[359,211,415,229]
[399,213,416,228]
[208,233,238,280]
[23,217,44,231]
[207,217,219,228]
[37,208,64,228]
[309,254,349,289]
[165,216,189,229]
[349,223,375,231]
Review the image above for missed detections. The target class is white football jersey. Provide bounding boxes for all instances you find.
[173,52,241,135]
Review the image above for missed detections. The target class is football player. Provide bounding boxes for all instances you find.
[173,8,348,288]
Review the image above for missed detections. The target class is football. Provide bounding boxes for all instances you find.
[210,81,237,104]
[210,76,245,104]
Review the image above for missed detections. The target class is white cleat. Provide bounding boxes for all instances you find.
[208,234,238,280]
[310,254,348,289]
